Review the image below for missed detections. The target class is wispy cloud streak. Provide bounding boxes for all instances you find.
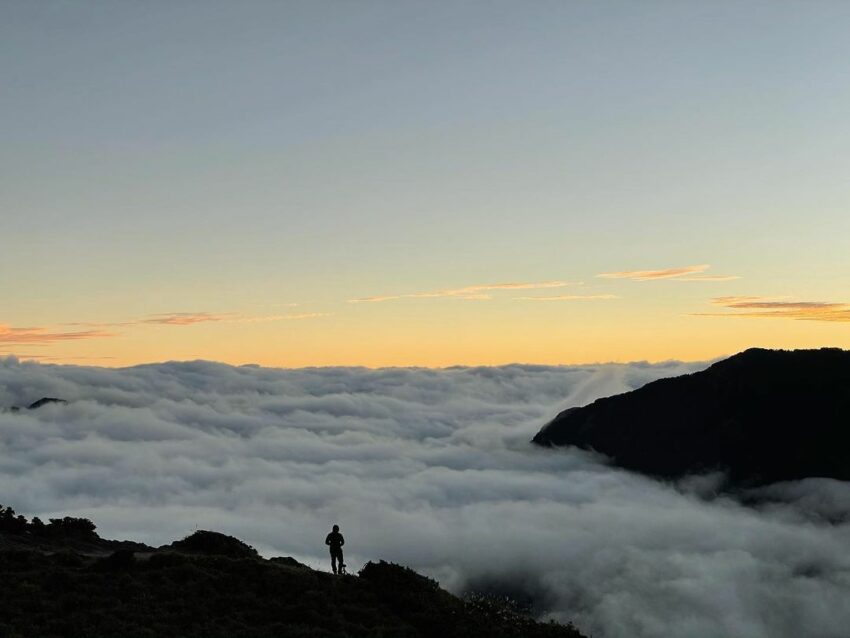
[142,312,232,326]
[0,324,115,345]
[233,313,330,322]
[696,296,850,322]
[349,281,576,303]
[674,275,741,282]
[598,264,738,282]
[68,312,330,329]
[516,294,619,301]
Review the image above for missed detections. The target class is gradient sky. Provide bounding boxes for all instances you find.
[2,1,849,367]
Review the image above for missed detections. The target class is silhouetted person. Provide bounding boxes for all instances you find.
[325,524,345,575]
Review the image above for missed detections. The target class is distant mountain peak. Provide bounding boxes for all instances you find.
[533,348,850,487]
[27,397,68,410]
[4,397,68,413]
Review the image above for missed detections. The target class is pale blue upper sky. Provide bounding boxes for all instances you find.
[2,1,849,365]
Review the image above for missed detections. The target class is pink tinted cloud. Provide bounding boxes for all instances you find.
[0,324,115,345]
[516,294,619,301]
[349,281,577,303]
[142,312,233,326]
[68,312,329,329]
[696,297,850,322]
[598,264,738,282]
[674,275,741,282]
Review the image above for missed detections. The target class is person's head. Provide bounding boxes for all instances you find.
[332,524,339,532]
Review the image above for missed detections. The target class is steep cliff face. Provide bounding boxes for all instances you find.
[533,348,850,486]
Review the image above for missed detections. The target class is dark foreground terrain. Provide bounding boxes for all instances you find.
[534,347,850,487]
[0,506,585,638]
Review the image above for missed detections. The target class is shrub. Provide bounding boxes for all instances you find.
[93,549,136,572]
[0,505,29,534]
[168,530,259,559]
[46,517,97,538]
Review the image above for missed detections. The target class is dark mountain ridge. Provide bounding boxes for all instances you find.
[4,397,68,413]
[0,504,585,638]
[533,348,850,487]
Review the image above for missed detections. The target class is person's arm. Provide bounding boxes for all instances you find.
[325,534,331,546]
[340,534,344,547]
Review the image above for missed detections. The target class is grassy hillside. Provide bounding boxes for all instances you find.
[0,505,585,638]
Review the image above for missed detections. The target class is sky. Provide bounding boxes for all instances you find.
[2,1,849,367]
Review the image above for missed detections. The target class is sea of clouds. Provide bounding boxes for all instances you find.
[1,356,848,638]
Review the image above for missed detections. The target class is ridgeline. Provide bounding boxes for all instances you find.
[534,348,850,487]
[0,505,585,638]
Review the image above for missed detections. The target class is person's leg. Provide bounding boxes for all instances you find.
[330,552,338,574]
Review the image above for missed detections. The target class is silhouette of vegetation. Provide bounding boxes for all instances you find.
[269,556,308,569]
[167,530,260,558]
[463,591,574,636]
[92,548,137,572]
[0,505,96,539]
[0,504,29,534]
[44,516,98,539]
[0,507,587,638]
[534,348,850,487]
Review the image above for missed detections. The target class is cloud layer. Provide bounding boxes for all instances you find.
[0,358,847,638]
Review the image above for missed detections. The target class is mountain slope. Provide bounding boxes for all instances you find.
[0,505,585,638]
[533,348,850,486]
